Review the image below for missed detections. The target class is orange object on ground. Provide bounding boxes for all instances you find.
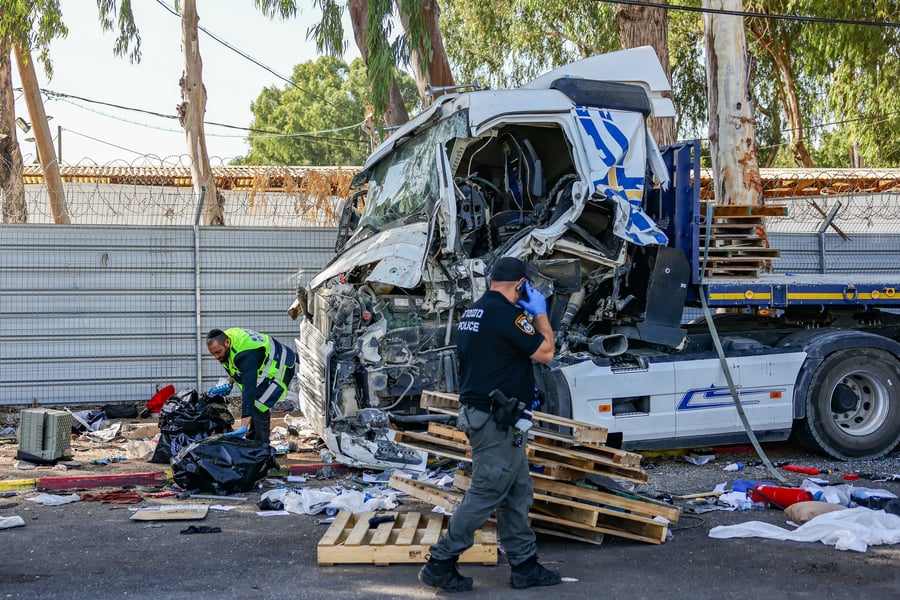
[781,464,820,475]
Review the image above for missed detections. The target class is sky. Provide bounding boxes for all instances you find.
[13,0,360,166]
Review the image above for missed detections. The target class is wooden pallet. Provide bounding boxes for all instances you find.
[420,390,609,446]
[451,471,674,545]
[526,443,648,485]
[317,510,497,566]
[698,203,783,278]
[389,473,463,513]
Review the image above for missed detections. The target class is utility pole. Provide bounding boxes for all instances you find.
[703,0,761,206]
[14,44,69,223]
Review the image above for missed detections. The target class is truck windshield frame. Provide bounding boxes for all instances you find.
[358,111,469,230]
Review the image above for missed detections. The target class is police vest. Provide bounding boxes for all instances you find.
[223,327,291,412]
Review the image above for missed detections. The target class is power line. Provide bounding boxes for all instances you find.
[596,0,900,29]
[63,127,158,158]
[19,86,369,145]
[153,0,338,107]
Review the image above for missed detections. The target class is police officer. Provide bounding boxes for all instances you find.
[419,257,561,592]
[206,328,297,443]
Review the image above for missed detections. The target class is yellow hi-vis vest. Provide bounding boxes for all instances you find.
[223,327,290,412]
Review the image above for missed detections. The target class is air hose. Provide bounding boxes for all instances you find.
[698,202,789,486]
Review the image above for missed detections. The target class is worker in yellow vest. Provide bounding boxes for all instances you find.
[206,328,297,443]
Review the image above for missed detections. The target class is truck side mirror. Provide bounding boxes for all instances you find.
[335,189,366,252]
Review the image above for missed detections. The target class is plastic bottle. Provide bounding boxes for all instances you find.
[723,462,744,472]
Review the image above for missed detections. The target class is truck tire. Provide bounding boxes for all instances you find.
[799,348,900,460]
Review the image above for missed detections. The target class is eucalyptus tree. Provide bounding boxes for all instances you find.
[257,0,452,130]
[0,0,68,223]
[98,0,225,225]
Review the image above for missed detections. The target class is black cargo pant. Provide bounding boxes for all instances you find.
[427,405,537,566]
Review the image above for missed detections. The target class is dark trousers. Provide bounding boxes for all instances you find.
[246,364,295,444]
[427,405,537,565]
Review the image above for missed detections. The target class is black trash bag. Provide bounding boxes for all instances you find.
[149,390,235,464]
[159,390,233,436]
[172,437,277,494]
[103,403,138,419]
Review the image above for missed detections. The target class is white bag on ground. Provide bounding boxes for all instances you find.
[709,507,900,552]
[0,516,26,529]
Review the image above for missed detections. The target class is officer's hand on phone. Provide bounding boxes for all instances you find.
[517,281,547,316]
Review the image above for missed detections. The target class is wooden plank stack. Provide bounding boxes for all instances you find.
[317,510,497,566]
[387,391,680,545]
[699,202,785,278]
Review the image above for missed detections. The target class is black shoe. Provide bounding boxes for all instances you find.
[418,555,473,592]
[510,555,562,589]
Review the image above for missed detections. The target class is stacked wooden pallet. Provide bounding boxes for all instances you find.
[699,202,786,278]
[388,391,679,545]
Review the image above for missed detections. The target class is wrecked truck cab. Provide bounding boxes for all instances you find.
[292,47,682,470]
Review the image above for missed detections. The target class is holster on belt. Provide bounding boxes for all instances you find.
[489,389,526,432]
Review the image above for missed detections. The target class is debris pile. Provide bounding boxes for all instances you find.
[387,391,680,545]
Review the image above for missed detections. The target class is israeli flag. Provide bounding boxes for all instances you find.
[573,106,668,246]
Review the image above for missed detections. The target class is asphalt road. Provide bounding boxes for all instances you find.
[2,460,898,600]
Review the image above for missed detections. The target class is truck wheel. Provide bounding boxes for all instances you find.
[800,348,900,460]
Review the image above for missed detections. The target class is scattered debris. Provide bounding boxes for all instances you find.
[130,504,209,521]
[709,507,900,552]
[80,490,142,504]
[0,515,26,529]
[180,525,222,534]
[26,493,80,506]
[387,391,679,545]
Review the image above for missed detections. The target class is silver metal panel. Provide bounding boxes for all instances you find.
[0,225,336,406]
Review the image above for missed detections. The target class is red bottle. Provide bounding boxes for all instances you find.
[750,485,814,508]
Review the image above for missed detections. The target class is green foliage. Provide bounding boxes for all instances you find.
[96,0,141,63]
[438,1,618,90]
[812,127,854,168]
[236,57,417,166]
[281,0,431,127]
[439,1,900,167]
[0,0,67,77]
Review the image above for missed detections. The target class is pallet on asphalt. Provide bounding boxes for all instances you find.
[317,510,497,566]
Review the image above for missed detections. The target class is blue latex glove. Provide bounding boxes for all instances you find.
[517,280,547,316]
[224,425,248,438]
[209,381,233,396]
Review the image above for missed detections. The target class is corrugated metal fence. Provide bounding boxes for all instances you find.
[1,227,898,407]
[0,225,336,406]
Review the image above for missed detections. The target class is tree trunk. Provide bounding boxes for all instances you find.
[348,0,408,128]
[178,0,224,226]
[14,44,68,223]
[747,22,813,167]
[615,0,676,145]
[703,0,761,206]
[0,37,26,223]
[399,0,454,104]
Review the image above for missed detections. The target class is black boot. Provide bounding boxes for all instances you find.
[418,555,473,592]
[509,555,562,589]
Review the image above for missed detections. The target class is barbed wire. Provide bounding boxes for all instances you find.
[1,156,354,227]
[5,157,900,228]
